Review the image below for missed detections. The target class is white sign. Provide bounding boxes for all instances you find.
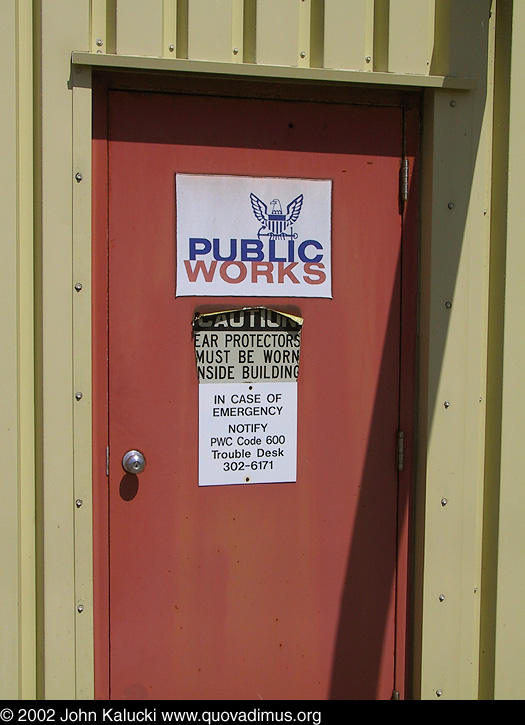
[193,308,302,486]
[199,383,297,486]
[177,174,332,298]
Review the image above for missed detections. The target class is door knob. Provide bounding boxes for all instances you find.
[122,450,146,474]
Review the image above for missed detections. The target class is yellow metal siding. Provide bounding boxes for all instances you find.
[255,0,300,66]
[323,0,374,71]
[0,0,35,701]
[1,0,24,699]
[388,0,435,73]
[493,0,525,700]
[72,67,94,700]
[187,0,236,63]
[415,3,496,698]
[116,0,163,56]
[81,0,475,79]
[35,0,91,699]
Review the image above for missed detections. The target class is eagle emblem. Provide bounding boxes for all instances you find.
[250,193,304,243]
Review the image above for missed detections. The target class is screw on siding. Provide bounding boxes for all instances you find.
[300,51,306,58]
[448,202,455,209]
[439,594,446,602]
[436,689,443,697]
[444,400,450,409]
[445,301,452,309]
[75,172,83,182]
[450,100,456,107]
[76,499,83,508]
[75,283,83,292]
[75,392,83,401]
[77,604,84,613]
[96,38,103,47]
[233,47,239,55]
[365,55,371,63]
[441,498,448,506]
[168,44,175,52]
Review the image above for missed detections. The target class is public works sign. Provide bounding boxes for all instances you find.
[176,174,332,298]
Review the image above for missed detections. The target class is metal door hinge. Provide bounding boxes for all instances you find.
[106,446,110,477]
[391,689,400,700]
[400,158,409,203]
[397,431,405,472]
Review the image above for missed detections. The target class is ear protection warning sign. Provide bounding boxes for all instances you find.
[193,308,302,486]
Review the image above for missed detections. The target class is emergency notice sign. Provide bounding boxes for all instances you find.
[177,174,332,298]
[193,308,302,486]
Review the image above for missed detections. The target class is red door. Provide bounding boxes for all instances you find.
[93,81,418,701]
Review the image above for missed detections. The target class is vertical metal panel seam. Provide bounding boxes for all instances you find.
[72,66,94,700]
[37,0,91,699]
[0,0,21,700]
[480,0,511,700]
[16,0,36,700]
[163,0,178,57]
[493,0,525,700]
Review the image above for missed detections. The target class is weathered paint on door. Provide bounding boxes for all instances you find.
[93,83,418,700]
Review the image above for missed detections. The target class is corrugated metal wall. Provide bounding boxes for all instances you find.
[1,0,35,700]
[88,0,457,77]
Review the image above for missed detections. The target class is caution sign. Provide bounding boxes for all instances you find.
[193,308,302,486]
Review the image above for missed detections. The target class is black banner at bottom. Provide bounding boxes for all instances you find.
[0,700,383,725]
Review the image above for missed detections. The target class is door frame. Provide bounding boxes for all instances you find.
[91,69,420,700]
